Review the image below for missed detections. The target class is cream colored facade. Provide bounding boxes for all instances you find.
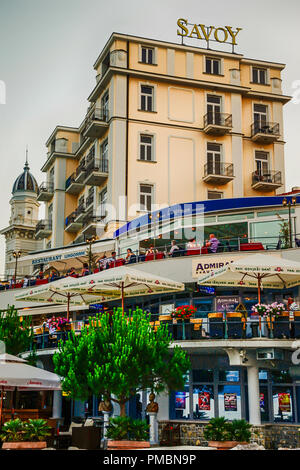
[36,33,291,251]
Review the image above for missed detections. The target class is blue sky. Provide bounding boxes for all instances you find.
[0,0,299,270]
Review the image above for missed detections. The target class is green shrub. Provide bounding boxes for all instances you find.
[230,419,251,442]
[203,417,251,442]
[0,418,51,442]
[106,416,149,441]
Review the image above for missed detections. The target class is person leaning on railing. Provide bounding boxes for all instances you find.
[205,234,220,253]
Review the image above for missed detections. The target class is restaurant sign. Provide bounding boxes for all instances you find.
[177,19,242,50]
[192,255,243,278]
[32,250,86,265]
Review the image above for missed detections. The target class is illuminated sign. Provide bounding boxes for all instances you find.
[177,19,242,50]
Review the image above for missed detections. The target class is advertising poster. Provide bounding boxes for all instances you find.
[260,393,265,411]
[224,393,237,411]
[278,393,291,412]
[198,392,210,410]
[175,391,186,409]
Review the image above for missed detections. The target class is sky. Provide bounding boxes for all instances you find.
[0,0,299,272]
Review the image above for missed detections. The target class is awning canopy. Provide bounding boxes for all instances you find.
[19,239,115,272]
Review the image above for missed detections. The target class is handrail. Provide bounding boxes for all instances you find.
[204,162,234,177]
[251,121,280,137]
[204,112,232,128]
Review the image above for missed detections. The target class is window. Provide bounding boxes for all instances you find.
[207,190,223,200]
[253,104,268,132]
[101,139,108,161]
[255,151,270,176]
[140,85,154,111]
[101,92,109,121]
[139,135,154,161]
[139,184,153,212]
[207,143,222,175]
[207,95,222,124]
[205,57,221,75]
[252,67,267,85]
[141,46,155,65]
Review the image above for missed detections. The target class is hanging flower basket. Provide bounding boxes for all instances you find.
[251,304,268,317]
[172,305,196,322]
[266,302,286,319]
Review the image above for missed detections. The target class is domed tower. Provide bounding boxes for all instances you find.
[0,153,41,278]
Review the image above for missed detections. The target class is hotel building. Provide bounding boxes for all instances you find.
[3,32,300,446]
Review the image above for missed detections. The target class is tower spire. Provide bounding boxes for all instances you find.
[24,145,29,170]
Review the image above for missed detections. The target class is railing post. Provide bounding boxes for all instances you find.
[224,311,228,339]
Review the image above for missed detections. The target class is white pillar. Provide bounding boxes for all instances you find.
[147,412,158,445]
[247,366,261,425]
[52,390,62,419]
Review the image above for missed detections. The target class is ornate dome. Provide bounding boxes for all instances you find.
[12,160,38,195]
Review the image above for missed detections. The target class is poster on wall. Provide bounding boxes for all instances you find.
[260,393,265,411]
[175,392,187,409]
[224,393,237,411]
[278,393,291,412]
[198,392,210,410]
[216,296,239,313]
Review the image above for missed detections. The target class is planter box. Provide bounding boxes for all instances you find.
[2,441,47,450]
[208,440,242,450]
[107,440,150,450]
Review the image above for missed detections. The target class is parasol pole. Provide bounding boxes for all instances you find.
[257,274,261,305]
[67,293,70,321]
[0,387,3,426]
[121,282,124,314]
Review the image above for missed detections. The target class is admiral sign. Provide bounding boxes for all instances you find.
[177,19,242,48]
[192,255,243,278]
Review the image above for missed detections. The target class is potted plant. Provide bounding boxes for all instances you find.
[203,417,251,450]
[1,418,51,450]
[267,302,290,339]
[106,416,150,450]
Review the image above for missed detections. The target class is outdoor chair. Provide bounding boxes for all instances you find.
[293,313,300,338]
[208,314,224,339]
[138,254,146,262]
[226,314,243,339]
[273,315,290,339]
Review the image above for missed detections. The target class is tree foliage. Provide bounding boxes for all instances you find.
[0,306,33,355]
[53,308,190,416]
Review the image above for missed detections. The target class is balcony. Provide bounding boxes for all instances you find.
[35,220,52,239]
[37,182,54,202]
[74,159,86,183]
[85,193,94,210]
[65,172,85,195]
[251,122,280,143]
[203,112,232,135]
[251,170,282,191]
[74,204,86,223]
[84,157,108,186]
[82,207,106,236]
[65,211,82,233]
[83,108,109,139]
[203,163,234,185]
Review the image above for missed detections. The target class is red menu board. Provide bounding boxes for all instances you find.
[198,392,210,410]
[278,393,291,412]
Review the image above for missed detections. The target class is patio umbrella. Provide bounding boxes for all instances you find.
[0,353,61,425]
[197,253,300,304]
[15,277,104,320]
[58,267,185,313]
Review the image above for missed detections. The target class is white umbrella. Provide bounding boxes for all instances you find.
[0,353,61,424]
[15,276,102,320]
[197,253,300,303]
[58,267,185,312]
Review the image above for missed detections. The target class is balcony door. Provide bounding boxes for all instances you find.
[253,104,268,132]
[207,143,222,175]
[207,95,222,125]
[101,92,109,121]
[255,151,270,176]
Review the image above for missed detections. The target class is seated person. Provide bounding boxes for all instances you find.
[186,238,200,250]
[205,233,220,253]
[145,245,157,256]
[125,248,136,263]
[107,251,117,267]
[67,267,77,277]
[23,275,30,288]
[49,270,59,282]
[36,270,44,280]
[97,254,109,270]
[168,240,180,257]
[81,263,90,276]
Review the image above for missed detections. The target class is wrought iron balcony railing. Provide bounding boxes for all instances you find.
[252,170,282,187]
[204,112,232,128]
[204,162,234,178]
[251,121,280,137]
